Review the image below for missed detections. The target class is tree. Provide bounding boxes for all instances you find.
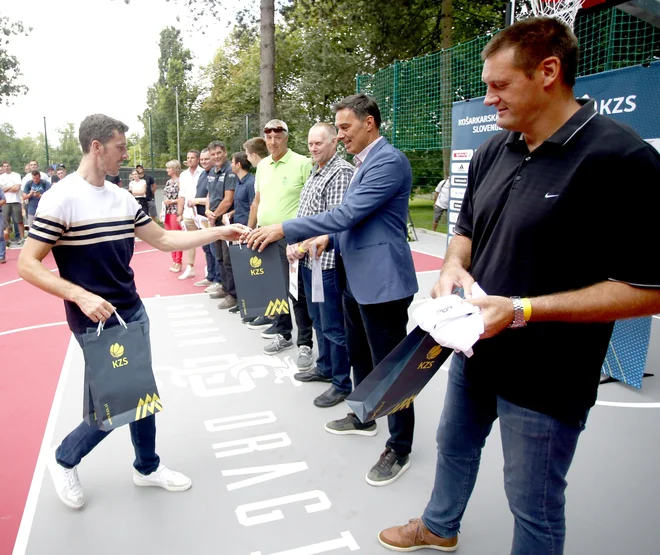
[51,123,82,171]
[260,0,276,128]
[0,16,30,105]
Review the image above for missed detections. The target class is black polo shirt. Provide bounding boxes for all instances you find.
[195,169,211,216]
[456,99,660,424]
[143,174,156,201]
[207,161,237,213]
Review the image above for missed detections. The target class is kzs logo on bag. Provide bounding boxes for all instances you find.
[418,344,443,370]
[249,255,264,276]
[109,342,129,368]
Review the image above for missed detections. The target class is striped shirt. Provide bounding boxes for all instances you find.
[296,154,354,270]
[29,173,152,333]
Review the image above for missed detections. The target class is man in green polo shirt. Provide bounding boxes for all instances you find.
[248,120,314,368]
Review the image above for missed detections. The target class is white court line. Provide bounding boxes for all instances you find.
[410,247,444,260]
[596,400,660,408]
[0,321,67,337]
[12,335,77,555]
[134,248,157,255]
[416,269,441,275]
[0,268,59,288]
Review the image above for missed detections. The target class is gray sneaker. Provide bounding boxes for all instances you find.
[296,345,314,370]
[325,412,377,436]
[366,448,411,487]
[263,334,294,355]
[217,295,238,309]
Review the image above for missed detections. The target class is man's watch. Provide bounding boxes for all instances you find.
[508,296,527,329]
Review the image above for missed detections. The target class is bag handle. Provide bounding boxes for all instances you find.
[96,311,128,336]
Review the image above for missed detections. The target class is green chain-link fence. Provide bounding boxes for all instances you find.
[356,7,660,153]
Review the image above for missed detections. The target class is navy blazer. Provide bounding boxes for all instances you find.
[283,138,418,305]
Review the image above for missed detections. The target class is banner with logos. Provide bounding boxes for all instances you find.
[449,61,660,388]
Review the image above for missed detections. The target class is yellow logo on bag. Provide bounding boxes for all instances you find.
[110,343,125,358]
[249,256,262,268]
[426,345,443,360]
[265,299,290,316]
[135,393,163,420]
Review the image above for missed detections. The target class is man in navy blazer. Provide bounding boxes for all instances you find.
[247,94,419,486]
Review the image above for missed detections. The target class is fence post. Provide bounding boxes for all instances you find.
[392,60,400,148]
[606,7,617,71]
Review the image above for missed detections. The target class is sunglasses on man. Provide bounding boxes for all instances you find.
[264,127,287,134]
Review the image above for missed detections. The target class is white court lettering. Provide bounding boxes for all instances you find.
[212,433,291,459]
[222,462,309,491]
[205,411,276,432]
[236,490,331,526]
[249,531,359,555]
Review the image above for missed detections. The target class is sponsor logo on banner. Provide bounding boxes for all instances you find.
[265,299,290,317]
[449,199,462,212]
[451,175,468,186]
[452,149,474,161]
[451,162,469,174]
[135,393,164,420]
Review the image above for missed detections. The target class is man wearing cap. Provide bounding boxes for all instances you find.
[250,120,315,370]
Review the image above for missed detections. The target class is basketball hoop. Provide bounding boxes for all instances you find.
[528,0,585,29]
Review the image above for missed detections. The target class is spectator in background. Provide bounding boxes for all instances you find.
[1,161,25,245]
[0,187,5,263]
[23,170,51,228]
[136,165,157,221]
[56,164,67,181]
[162,159,183,272]
[22,161,48,186]
[48,165,60,185]
[224,151,255,317]
[105,173,122,188]
[128,170,149,214]
[432,176,450,231]
[187,148,224,291]
[178,150,203,281]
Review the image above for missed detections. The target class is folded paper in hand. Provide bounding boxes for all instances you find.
[412,283,487,357]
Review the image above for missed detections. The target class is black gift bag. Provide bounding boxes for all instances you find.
[80,312,162,431]
[346,326,452,423]
[229,243,289,319]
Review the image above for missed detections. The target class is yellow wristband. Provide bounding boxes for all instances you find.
[298,245,306,253]
[521,298,532,322]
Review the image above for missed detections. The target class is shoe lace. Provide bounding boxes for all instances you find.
[337,412,359,426]
[65,468,82,494]
[401,518,425,544]
[274,334,288,348]
[299,345,312,356]
[374,448,398,473]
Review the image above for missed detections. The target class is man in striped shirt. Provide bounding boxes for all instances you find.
[18,114,247,511]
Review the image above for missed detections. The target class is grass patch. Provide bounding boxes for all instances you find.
[408,197,447,233]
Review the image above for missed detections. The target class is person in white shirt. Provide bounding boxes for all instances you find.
[1,161,26,244]
[21,160,49,187]
[432,177,450,231]
[177,150,203,280]
[128,170,149,215]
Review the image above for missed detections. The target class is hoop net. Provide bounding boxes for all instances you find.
[528,0,585,29]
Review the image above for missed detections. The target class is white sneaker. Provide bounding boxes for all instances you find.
[47,447,85,509]
[204,282,222,293]
[178,265,195,280]
[133,464,192,492]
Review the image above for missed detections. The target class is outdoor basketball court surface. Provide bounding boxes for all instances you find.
[1,231,659,555]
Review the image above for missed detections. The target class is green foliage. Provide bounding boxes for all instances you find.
[51,123,82,171]
[0,16,30,105]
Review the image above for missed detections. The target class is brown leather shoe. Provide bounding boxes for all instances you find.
[378,518,458,552]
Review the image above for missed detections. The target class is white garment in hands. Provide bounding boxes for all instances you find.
[412,283,487,357]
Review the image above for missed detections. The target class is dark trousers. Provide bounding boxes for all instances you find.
[214,221,235,297]
[302,266,352,393]
[342,286,414,456]
[274,239,313,347]
[202,243,222,283]
[55,305,160,474]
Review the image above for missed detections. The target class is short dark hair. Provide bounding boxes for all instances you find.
[481,16,579,87]
[208,140,226,152]
[187,149,201,158]
[135,164,144,170]
[332,93,382,129]
[243,137,269,159]
[31,170,40,177]
[231,152,252,172]
[79,114,129,154]
[57,163,66,169]
[1,161,9,165]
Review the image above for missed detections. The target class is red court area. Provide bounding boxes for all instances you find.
[0,244,442,554]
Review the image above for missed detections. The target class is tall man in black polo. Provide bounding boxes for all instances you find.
[136,165,156,221]
[379,17,660,554]
[205,141,238,309]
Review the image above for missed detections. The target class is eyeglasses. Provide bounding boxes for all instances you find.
[264,127,287,135]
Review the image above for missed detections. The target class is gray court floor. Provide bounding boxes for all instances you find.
[16,232,660,555]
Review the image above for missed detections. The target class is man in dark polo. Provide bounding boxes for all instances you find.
[136,165,157,221]
[378,17,660,553]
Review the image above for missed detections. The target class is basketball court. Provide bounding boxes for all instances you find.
[1,228,659,555]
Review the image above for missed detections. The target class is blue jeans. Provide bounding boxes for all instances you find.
[55,304,160,475]
[0,233,5,259]
[301,266,352,393]
[202,243,223,283]
[422,353,587,555]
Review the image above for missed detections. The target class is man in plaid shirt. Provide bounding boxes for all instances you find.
[287,123,355,408]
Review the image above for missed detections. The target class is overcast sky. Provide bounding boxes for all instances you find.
[0,0,237,143]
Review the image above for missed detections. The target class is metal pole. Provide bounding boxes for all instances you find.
[175,87,181,162]
[43,117,50,167]
[148,114,155,174]
[246,114,249,142]
[392,61,400,148]
[506,0,516,26]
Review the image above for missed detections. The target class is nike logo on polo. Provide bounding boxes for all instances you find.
[545,193,559,198]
